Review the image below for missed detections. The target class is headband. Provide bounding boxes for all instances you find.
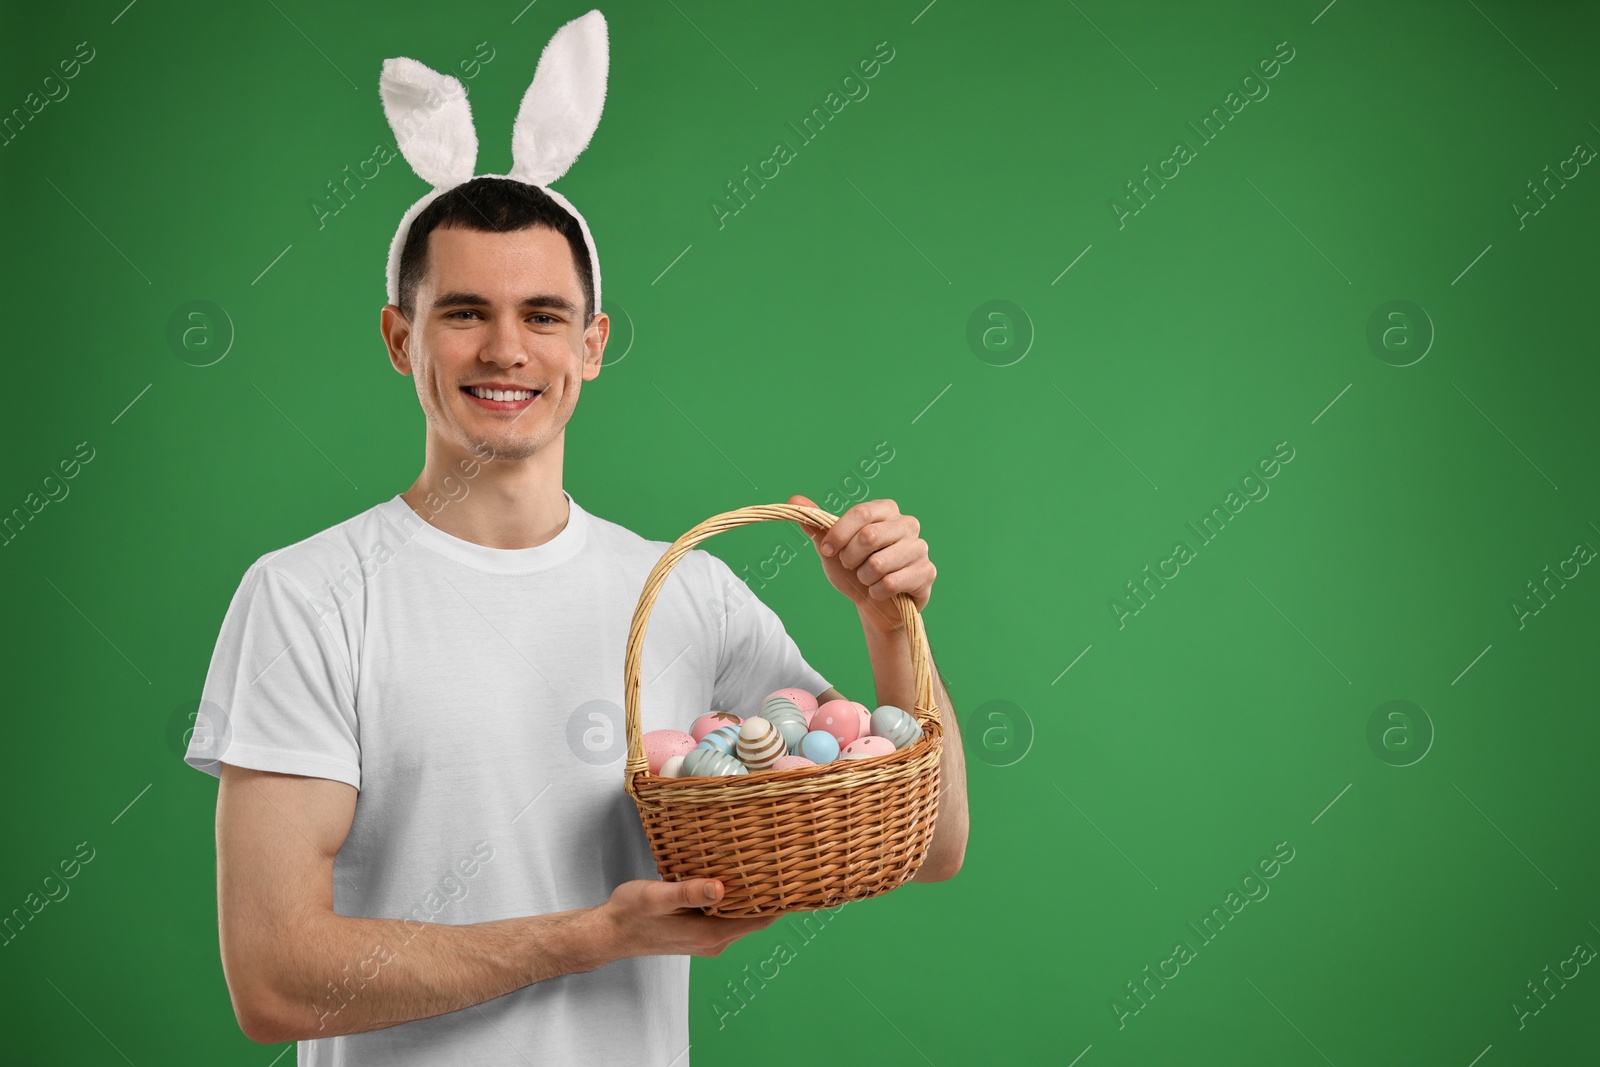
[379,8,608,315]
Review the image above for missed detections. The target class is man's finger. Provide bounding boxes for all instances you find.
[818,500,889,559]
[847,533,924,586]
[673,878,722,909]
[833,514,917,571]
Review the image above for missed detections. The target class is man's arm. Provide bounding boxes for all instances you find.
[217,764,775,1044]
[818,606,969,882]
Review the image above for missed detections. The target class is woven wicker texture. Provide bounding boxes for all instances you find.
[623,503,942,916]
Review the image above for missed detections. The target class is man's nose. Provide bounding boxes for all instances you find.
[480,315,529,367]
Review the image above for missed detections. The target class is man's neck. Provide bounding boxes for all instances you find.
[401,442,570,551]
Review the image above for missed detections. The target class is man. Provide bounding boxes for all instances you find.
[187,175,967,1064]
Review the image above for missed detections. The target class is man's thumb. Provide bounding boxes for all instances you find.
[678,878,723,907]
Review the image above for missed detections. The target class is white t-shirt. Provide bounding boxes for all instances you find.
[186,489,830,1066]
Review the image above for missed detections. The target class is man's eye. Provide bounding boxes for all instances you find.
[446,310,481,320]
[530,314,558,325]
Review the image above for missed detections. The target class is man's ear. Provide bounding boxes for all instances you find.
[581,311,609,381]
[381,304,414,375]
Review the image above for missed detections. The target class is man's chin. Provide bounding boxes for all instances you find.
[464,434,538,462]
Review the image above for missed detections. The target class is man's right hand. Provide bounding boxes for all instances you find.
[597,878,780,958]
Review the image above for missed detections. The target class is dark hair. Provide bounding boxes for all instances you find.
[396,176,594,325]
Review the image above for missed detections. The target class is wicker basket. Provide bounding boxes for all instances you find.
[623,502,943,917]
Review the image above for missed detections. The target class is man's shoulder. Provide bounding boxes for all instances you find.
[241,496,400,593]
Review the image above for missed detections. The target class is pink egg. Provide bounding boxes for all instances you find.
[766,687,820,715]
[643,730,697,775]
[770,755,817,771]
[812,699,861,746]
[691,711,743,742]
[853,702,872,738]
[841,735,897,760]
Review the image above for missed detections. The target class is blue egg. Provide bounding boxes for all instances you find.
[701,725,739,756]
[799,729,841,765]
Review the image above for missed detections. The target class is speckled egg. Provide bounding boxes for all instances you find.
[812,700,862,746]
[735,716,787,770]
[798,729,841,765]
[765,687,820,715]
[691,711,743,742]
[869,705,923,750]
[643,729,698,774]
[770,755,817,771]
[841,735,897,760]
[680,746,749,777]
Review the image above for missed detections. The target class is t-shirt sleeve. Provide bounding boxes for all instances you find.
[185,561,362,789]
[703,551,831,715]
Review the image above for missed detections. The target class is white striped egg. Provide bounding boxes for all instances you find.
[735,716,788,770]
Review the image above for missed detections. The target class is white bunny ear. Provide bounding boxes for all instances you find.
[508,9,609,186]
[380,57,478,188]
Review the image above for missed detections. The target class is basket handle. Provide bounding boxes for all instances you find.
[622,503,935,793]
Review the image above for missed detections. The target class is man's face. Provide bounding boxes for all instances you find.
[381,223,608,464]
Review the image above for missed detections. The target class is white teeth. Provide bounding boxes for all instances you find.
[468,387,537,401]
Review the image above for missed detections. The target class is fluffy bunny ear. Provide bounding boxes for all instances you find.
[508,9,609,186]
[380,57,478,188]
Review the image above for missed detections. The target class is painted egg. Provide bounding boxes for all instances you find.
[772,715,809,754]
[763,702,804,722]
[659,754,686,778]
[798,729,841,765]
[763,705,808,745]
[735,717,787,770]
[699,725,740,756]
[812,700,861,746]
[869,705,924,749]
[762,696,803,723]
[681,746,748,777]
[765,687,820,715]
[853,702,872,739]
[771,755,817,771]
[643,729,698,774]
[842,735,897,760]
[692,711,743,742]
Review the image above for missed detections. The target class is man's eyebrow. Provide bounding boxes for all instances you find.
[432,291,579,314]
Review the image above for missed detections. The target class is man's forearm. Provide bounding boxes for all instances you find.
[249,905,615,1043]
[857,604,970,881]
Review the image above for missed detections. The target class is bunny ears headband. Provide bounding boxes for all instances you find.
[380,8,608,315]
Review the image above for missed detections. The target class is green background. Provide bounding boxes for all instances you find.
[3,0,1598,1063]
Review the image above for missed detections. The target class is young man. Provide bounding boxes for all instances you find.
[187,177,967,1064]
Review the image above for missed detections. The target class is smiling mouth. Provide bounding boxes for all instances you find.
[464,385,540,400]
[461,386,542,410]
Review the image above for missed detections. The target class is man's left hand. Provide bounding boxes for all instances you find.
[786,495,935,631]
